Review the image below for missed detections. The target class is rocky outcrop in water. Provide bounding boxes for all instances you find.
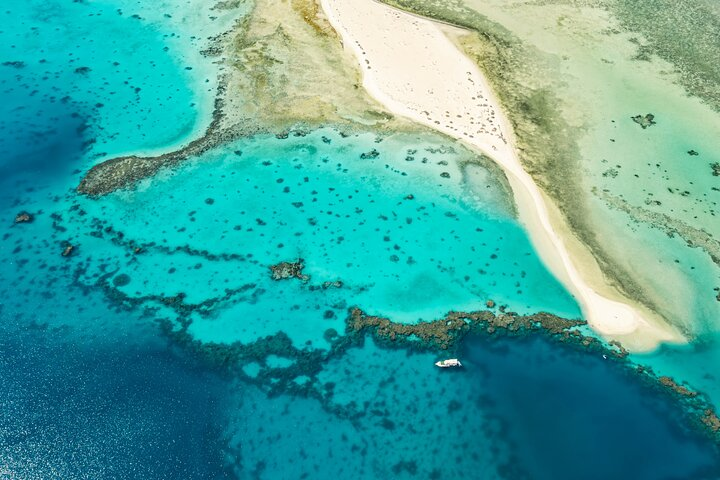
[270,259,310,282]
[711,162,720,177]
[61,244,75,257]
[631,113,656,129]
[346,307,587,350]
[702,410,720,433]
[360,148,380,159]
[14,212,34,224]
[658,376,698,398]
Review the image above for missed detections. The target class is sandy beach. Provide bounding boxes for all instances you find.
[319,0,684,351]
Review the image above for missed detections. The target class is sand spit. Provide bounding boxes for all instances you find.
[320,0,683,351]
[78,0,402,196]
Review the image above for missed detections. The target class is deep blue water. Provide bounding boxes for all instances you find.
[0,323,233,479]
[223,334,720,479]
[463,336,718,480]
[1,0,719,478]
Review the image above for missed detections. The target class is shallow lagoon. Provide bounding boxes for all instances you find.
[61,129,580,348]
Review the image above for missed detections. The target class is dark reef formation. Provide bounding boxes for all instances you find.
[76,83,250,196]
[269,259,310,282]
[63,170,720,449]
[347,307,591,351]
[76,266,258,322]
[702,410,720,434]
[658,376,698,398]
[61,243,75,257]
[631,113,656,129]
[77,251,720,447]
[347,307,720,446]
[64,214,257,264]
[14,212,34,224]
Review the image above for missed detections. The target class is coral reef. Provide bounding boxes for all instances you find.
[702,410,720,433]
[346,307,587,350]
[631,113,656,129]
[658,376,697,398]
[269,259,310,281]
[14,212,34,224]
[77,88,250,196]
[78,255,720,446]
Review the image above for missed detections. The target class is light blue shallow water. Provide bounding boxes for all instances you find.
[0,0,212,167]
[59,129,581,350]
[1,0,719,478]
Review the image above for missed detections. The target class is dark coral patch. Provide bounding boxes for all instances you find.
[112,274,132,287]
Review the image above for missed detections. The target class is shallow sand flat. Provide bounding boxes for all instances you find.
[320,0,683,350]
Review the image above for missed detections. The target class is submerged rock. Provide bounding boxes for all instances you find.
[658,376,698,397]
[112,274,132,287]
[359,149,380,159]
[609,340,630,358]
[631,113,656,129]
[2,60,25,68]
[323,328,339,342]
[269,259,310,281]
[702,410,720,433]
[14,212,34,224]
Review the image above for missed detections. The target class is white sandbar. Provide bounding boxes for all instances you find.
[320,0,683,351]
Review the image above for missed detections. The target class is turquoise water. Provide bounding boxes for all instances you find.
[0,0,235,169]
[61,129,580,350]
[1,0,720,478]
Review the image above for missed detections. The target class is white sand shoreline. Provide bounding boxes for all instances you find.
[320,0,684,351]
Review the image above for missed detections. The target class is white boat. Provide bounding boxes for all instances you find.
[435,358,462,368]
